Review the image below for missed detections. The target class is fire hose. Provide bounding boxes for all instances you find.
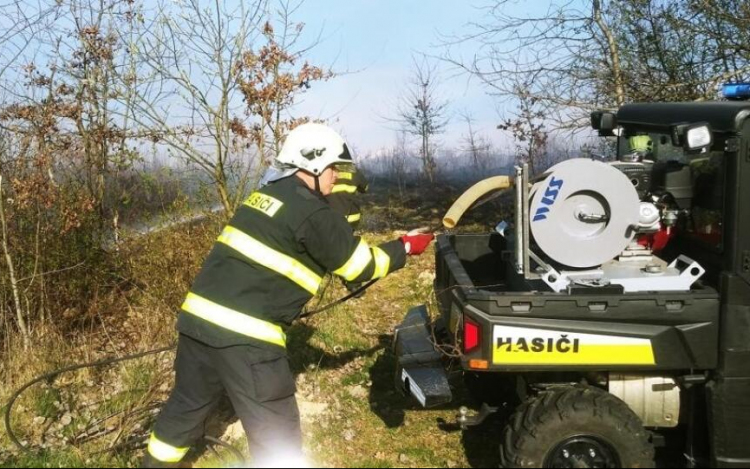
[3,280,379,460]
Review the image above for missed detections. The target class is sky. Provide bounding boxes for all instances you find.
[288,0,518,155]
[0,0,560,159]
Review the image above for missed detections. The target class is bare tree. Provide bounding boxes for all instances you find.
[127,0,329,216]
[0,174,29,348]
[0,0,146,342]
[387,131,412,198]
[498,86,550,175]
[126,0,267,216]
[443,0,750,130]
[236,4,333,174]
[617,0,750,101]
[0,0,143,219]
[394,56,449,184]
[460,113,493,177]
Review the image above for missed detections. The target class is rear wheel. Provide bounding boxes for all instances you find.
[499,385,654,468]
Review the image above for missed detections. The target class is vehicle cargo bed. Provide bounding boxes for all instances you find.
[433,234,721,371]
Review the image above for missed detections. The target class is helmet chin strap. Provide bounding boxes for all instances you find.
[314,174,321,193]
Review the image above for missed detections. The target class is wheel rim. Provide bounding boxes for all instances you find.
[544,435,621,468]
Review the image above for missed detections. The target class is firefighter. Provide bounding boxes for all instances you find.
[327,166,368,230]
[327,165,369,296]
[143,123,434,468]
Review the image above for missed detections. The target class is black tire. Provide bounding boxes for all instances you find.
[499,385,655,468]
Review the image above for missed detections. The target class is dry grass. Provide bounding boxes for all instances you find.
[1,186,506,468]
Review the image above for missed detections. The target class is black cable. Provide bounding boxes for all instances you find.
[299,279,379,319]
[203,435,245,462]
[4,345,176,453]
[4,282,377,454]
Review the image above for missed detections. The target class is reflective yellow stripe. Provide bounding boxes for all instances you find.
[334,240,373,281]
[338,172,354,180]
[372,247,391,280]
[182,293,286,348]
[491,326,655,365]
[347,213,362,223]
[332,184,357,194]
[148,433,189,463]
[218,226,322,295]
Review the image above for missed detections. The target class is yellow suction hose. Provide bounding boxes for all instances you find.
[443,176,513,229]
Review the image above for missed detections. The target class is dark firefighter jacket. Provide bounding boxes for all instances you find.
[176,176,406,354]
[327,169,368,227]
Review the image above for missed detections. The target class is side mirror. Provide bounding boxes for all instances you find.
[591,111,618,136]
[671,123,713,153]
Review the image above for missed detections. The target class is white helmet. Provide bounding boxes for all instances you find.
[275,123,354,176]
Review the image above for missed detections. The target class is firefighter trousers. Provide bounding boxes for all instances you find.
[145,334,302,467]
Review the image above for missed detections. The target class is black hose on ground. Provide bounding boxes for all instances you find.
[203,435,245,463]
[4,345,176,453]
[4,281,378,455]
